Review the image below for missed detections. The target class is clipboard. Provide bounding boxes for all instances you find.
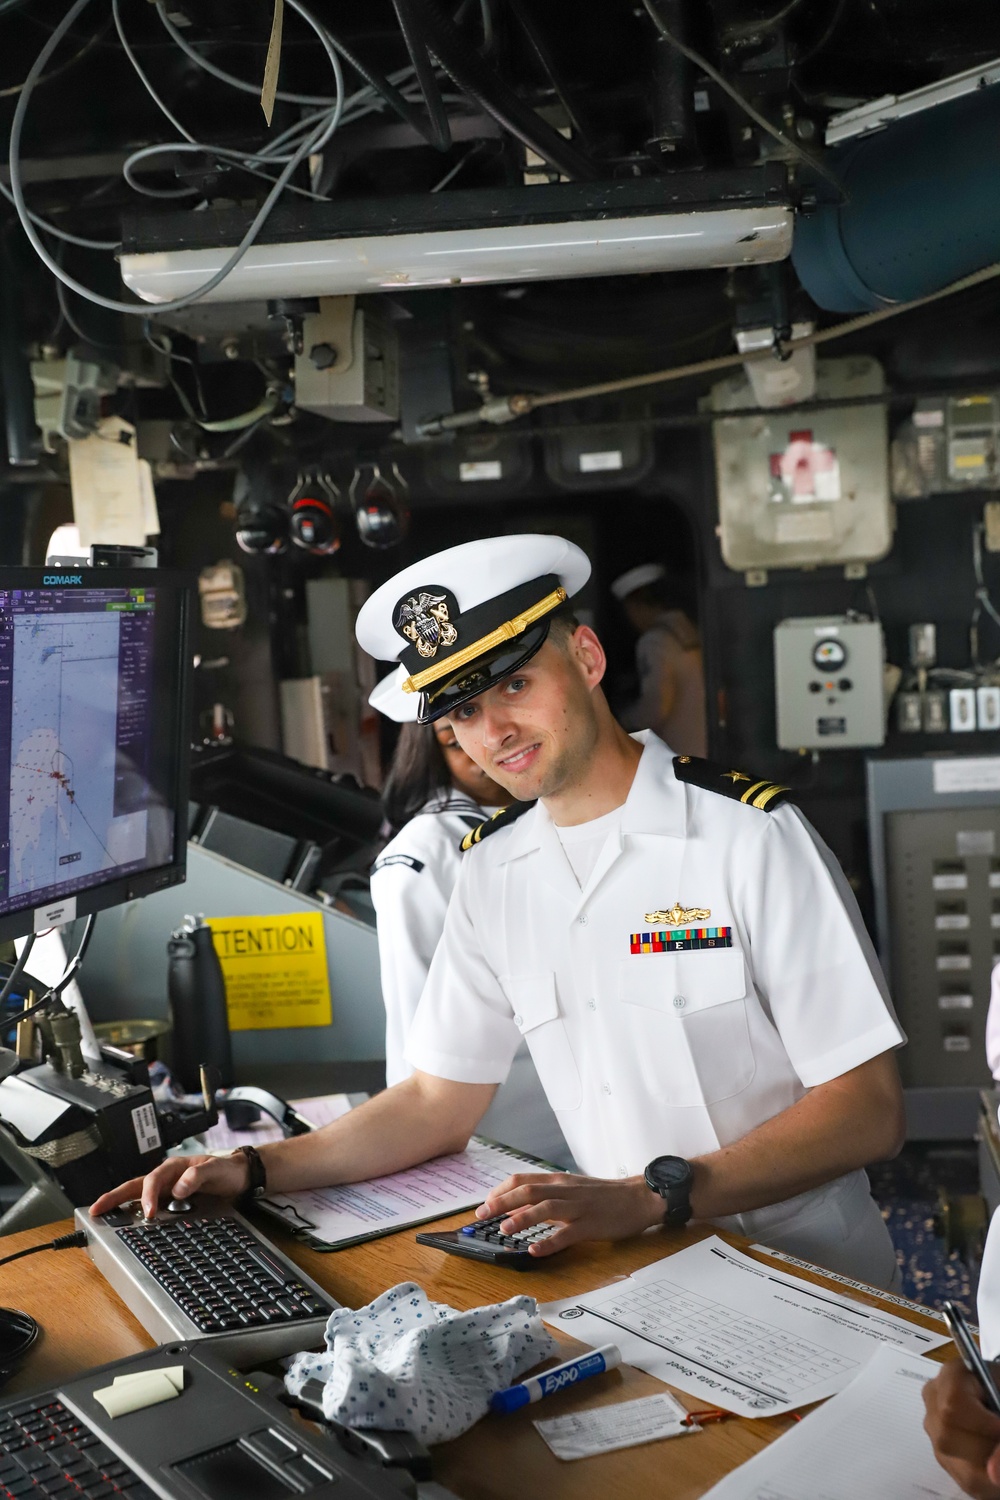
[253,1136,563,1251]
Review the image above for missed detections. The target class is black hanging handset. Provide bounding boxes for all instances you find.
[942,1299,1000,1416]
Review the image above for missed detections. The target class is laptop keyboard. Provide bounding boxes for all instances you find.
[0,1396,154,1499]
[114,1216,332,1334]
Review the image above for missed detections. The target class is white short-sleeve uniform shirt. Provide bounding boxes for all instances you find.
[370,794,571,1168]
[407,732,906,1287]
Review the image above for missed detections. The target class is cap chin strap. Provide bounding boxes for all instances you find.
[400,586,568,695]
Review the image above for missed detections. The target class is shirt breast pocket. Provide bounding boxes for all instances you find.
[501,972,583,1114]
[617,948,755,1106]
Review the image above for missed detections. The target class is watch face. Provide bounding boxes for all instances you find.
[812,638,847,670]
[646,1155,692,1191]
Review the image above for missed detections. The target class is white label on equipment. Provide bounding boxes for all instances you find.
[935,914,970,930]
[579,450,623,472]
[992,873,1000,889]
[937,954,972,971]
[958,829,996,857]
[33,896,77,932]
[933,874,967,891]
[944,1035,971,1051]
[933,757,1000,794]
[992,913,1000,929]
[132,1102,162,1155]
[459,460,502,481]
[939,994,973,1009]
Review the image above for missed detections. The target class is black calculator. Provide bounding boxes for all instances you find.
[416,1212,560,1268]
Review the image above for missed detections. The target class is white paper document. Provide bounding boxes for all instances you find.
[540,1236,948,1418]
[199,1094,354,1153]
[534,1391,694,1461]
[702,1345,965,1499]
[257,1137,545,1249]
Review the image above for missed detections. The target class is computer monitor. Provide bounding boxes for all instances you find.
[0,568,193,942]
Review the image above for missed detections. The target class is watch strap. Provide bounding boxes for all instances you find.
[233,1144,267,1199]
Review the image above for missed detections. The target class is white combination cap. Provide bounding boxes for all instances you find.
[356,533,591,724]
[610,562,666,601]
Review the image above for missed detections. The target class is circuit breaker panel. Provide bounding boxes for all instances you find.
[885,807,1000,1088]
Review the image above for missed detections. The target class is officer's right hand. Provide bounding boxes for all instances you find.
[89,1152,250,1221]
[923,1357,1000,1499]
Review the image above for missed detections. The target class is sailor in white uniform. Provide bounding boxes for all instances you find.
[93,534,906,1292]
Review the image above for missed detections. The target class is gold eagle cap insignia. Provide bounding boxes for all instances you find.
[645,902,711,927]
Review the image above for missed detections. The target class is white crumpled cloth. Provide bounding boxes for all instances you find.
[284,1281,557,1444]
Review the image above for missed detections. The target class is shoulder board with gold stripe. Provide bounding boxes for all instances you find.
[672,755,793,812]
[459,800,535,852]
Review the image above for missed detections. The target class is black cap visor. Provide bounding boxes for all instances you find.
[417,620,551,725]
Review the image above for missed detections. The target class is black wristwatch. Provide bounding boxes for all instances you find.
[233,1144,267,1201]
[644,1155,694,1227]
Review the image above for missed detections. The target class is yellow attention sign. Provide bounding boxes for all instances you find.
[207,913,332,1032]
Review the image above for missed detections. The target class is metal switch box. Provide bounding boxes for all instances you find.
[773,615,885,750]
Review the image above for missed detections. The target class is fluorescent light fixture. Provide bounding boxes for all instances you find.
[826,57,1000,146]
[120,206,793,305]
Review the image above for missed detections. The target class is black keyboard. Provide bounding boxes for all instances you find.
[77,1201,338,1365]
[114,1216,328,1333]
[0,1394,153,1499]
[0,1343,419,1500]
[416,1212,561,1268]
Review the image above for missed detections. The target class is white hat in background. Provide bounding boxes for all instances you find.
[610,562,666,602]
[368,664,420,723]
[356,533,591,724]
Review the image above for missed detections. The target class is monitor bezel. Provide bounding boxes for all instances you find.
[0,566,193,944]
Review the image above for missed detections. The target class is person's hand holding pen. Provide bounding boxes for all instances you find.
[923,1359,1000,1499]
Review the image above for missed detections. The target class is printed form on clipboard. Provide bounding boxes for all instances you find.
[255,1138,557,1250]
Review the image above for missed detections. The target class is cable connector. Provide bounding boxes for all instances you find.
[51,1230,88,1252]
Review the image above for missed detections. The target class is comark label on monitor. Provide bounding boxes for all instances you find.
[33,896,77,932]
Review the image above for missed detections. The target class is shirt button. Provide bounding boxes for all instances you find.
[602,1082,612,1095]
[617,1165,628,1178]
[578,914,589,925]
[673,994,686,1010]
[513,1014,523,1027]
[587,999,597,1011]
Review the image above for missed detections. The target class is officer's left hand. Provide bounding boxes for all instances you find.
[476,1171,664,1256]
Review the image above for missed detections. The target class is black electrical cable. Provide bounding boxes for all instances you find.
[394,0,599,179]
[0,1234,88,1372]
[0,1231,87,1269]
[317,27,450,146]
[391,0,452,150]
[505,0,593,149]
[794,0,848,65]
[15,915,96,1023]
[0,936,34,1011]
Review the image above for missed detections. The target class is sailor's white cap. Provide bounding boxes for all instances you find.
[356,533,591,724]
[610,562,666,602]
[368,665,420,723]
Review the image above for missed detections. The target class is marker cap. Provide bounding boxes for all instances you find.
[489,1384,530,1415]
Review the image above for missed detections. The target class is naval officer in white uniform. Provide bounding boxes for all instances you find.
[92,534,906,1289]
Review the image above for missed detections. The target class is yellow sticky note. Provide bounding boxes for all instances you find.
[207,913,332,1031]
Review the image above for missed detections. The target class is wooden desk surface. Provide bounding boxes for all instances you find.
[0,1214,953,1500]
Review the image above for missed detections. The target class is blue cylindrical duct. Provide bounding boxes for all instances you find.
[792,84,1000,313]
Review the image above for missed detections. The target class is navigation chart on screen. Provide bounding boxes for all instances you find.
[8,611,146,901]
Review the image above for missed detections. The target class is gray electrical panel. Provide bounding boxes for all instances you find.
[773,615,885,749]
[884,807,1000,1091]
